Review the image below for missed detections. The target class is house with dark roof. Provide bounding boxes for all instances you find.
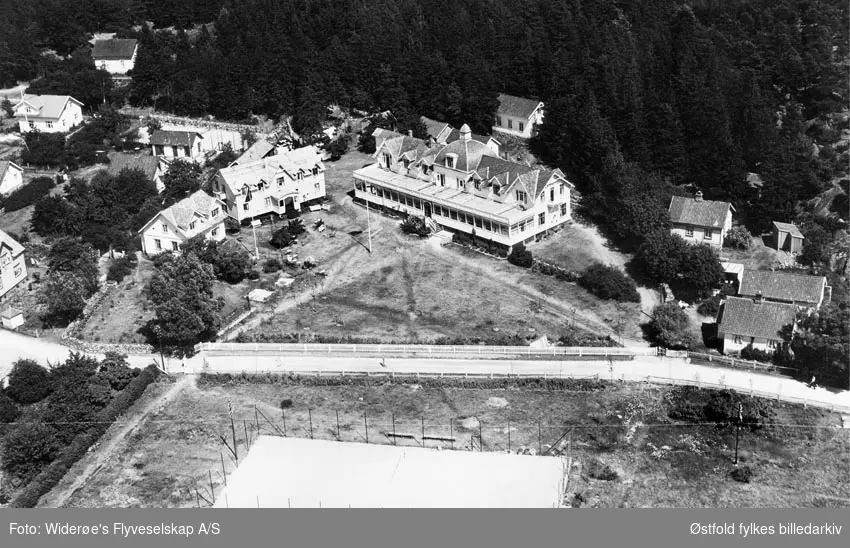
[668,191,734,248]
[138,190,226,255]
[716,295,796,355]
[214,146,326,223]
[13,94,84,133]
[0,229,27,300]
[738,270,830,310]
[772,222,804,254]
[92,38,139,75]
[492,93,544,139]
[353,123,573,249]
[150,130,205,163]
[106,152,168,192]
[420,116,454,144]
[0,161,24,196]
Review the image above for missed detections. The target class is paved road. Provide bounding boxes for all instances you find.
[190,352,850,412]
[3,329,847,413]
[0,329,163,379]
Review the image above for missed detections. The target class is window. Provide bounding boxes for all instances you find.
[508,119,513,129]
[704,229,713,240]
[483,219,492,232]
[519,122,524,132]
[560,203,567,216]
[496,116,502,126]
[538,212,545,225]
[13,263,23,278]
[0,254,10,266]
[458,179,465,190]
[768,339,777,349]
[383,154,391,169]
[211,208,219,217]
[154,145,164,155]
[172,242,179,251]
[47,121,53,129]
[162,223,169,233]
[560,184,564,196]
[312,167,319,176]
[189,221,196,230]
[243,203,249,211]
[474,216,483,228]
[279,199,287,207]
[28,121,35,129]
[516,190,526,202]
[685,227,694,237]
[445,156,455,169]
[155,239,162,251]
[734,335,742,344]
[265,197,273,207]
[296,172,303,181]
[450,209,458,220]
[550,188,555,201]
[437,173,445,186]
[212,228,219,237]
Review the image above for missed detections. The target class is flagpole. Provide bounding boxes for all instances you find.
[366,188,373,254]
[734,402,742,465]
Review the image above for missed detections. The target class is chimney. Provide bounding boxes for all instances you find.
[694,190,703,201]
[754,290,763,303]
[408,129,413,137]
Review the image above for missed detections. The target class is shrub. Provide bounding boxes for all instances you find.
[1,177,54,212]
[507,243,534,268]
[740,344,773,363]
[0,391,20,426]
[730,466,754,483]
[263,258,282,273]
[20,133,67,167]
[647,303,695,349]
[400,215,431,237]
[247,270,260,281]
[584,458,619,481]
[270,227,293,249]
[578,263,640,303]
[280,398,293,409]
[106,254,137,283]
[326,135,350,160]
[724,226,752,250]
[288,218,306,236]
[225,217,241,234]
[0,423,62,481]
[5,359,52,405]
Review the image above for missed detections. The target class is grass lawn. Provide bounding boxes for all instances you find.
[81,253,156,344]
[530,222,632,273]
[719,234,794,271]
[55,379,849,508]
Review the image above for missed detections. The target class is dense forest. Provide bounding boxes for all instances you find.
[1,0,848,235]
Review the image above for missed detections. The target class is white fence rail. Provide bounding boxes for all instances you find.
[194,342,656,359]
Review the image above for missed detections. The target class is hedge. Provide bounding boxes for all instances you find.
[1,177,55,212]
[10,364,161,508]
[198,372,611,392]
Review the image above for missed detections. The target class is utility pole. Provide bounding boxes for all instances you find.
[251,218,260,260]
[366,191,373,254]
[734,402,742,465]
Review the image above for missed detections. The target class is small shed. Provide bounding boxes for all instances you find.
[1,307,24,329]
[247,288,273,303]
[720,261,745,286]
[772,222,804,253]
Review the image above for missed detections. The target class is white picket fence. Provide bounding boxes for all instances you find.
[193,342,656,359]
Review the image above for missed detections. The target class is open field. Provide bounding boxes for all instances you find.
[530,221,632,273]
[51,378,849,508]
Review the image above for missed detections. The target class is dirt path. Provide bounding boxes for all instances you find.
[44,376,194,508]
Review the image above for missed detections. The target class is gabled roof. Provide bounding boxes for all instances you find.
[232,140,275,166]
[92,38,138,60]
[218,146,325,195]
[150,130,202,148]
[496,93,543,120]
[372,128,406,151]
[474,156,570,199]
[139,190,221,236]
[421,116,453,141]
[772,221,804,239]
[0,229,25,257]
[446,128,499,146]
[13,94,84,120]
[668,196,732,228]
[0,160,23,181]
[738,270,826,304]
[717,296,796,340]
[106,152,160,181]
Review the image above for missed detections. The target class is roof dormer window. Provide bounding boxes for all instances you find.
[445,154,457,169]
